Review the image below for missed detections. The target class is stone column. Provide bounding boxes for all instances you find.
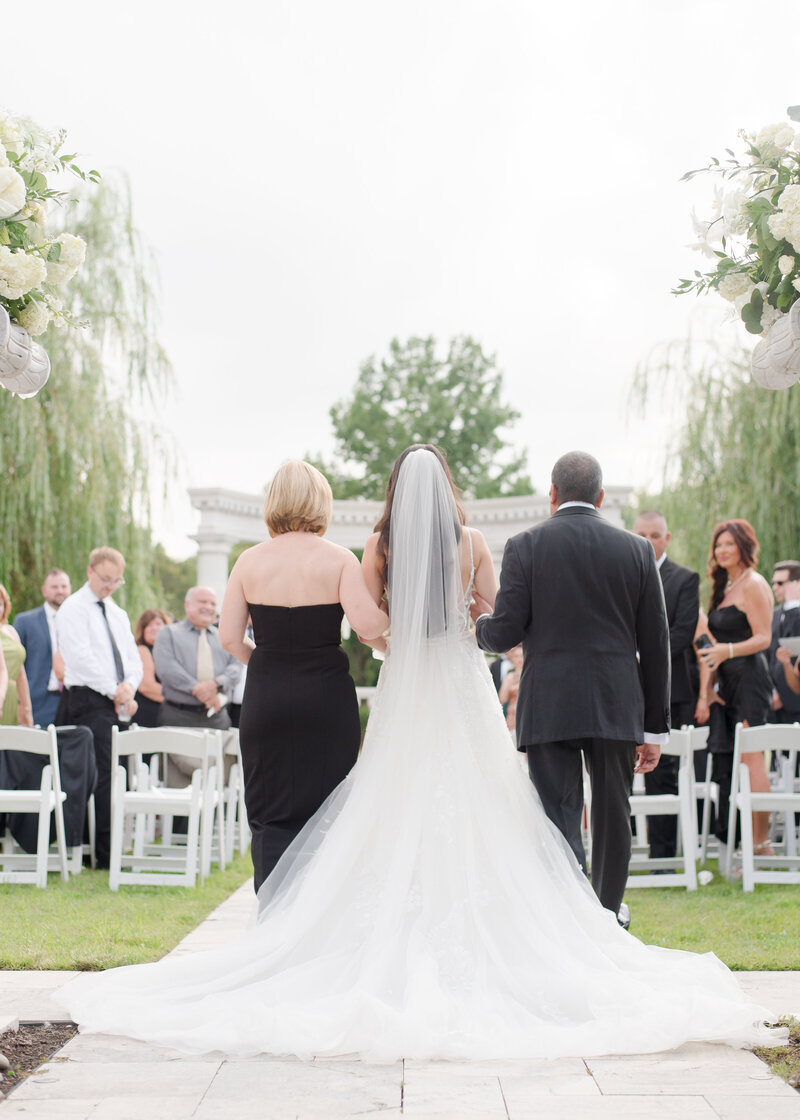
[193,534,236,605]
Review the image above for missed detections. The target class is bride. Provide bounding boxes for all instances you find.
[60,446,781,1060]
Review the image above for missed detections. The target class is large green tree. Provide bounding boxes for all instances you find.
[312,335,532,500]
[631,337,800,597]
[0,177,174,617]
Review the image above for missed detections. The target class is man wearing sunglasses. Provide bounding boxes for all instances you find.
[768,559,800,726]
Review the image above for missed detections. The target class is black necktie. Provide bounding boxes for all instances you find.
[97,600,124,683]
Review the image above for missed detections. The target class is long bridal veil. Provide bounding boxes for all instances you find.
[60,449,782,1060]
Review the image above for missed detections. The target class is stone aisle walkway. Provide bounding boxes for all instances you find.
[1,884,799,1119]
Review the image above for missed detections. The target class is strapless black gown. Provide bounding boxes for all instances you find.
[238,603,361,892]
[707,604,772,752]
[706,604,772,845]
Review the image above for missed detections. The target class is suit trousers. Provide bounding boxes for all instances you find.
[526,738,636,915]
[55,686,120,867]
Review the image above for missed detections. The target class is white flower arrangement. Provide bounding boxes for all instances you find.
[675,120,800,336]
[0,108,98,336]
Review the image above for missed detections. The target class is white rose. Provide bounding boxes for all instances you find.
[793,278,800,293]
[0,164,26,219]
[45,233,86,286]
[17,299,51,336]
[779,255,796,276]
[0,246,47,300]
[0,111,24,156]
[718,272,753,302]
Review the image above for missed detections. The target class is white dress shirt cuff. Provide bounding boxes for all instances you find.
[475,613,491,624]
[643,732,669,747]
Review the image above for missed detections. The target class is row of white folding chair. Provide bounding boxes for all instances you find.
[0,725,69,887]
[725,722,800,890]
[627,728,699,890]
[223,730,250,863]
[109,725,225,889]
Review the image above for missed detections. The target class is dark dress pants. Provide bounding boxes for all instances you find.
[526,738,636,915]
[56,687,119,868]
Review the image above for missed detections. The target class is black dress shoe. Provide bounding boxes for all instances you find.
[617,902,631,930]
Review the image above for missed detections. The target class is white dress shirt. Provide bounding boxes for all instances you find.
[43,600,60,691]
[56,583,143,699]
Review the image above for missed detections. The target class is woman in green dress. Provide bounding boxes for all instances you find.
[0,583,33,726]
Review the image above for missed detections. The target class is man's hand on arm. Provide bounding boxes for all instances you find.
[192,679,219,706]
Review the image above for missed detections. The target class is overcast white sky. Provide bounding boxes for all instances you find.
[5,0,800,555]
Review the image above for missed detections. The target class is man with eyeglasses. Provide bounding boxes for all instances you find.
[768,559,800,726]
[56,546,142,868]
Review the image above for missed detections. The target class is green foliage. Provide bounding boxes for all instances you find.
[631,338,800,604]
[310,334,532,500]
[0,854,253,970]
[0,177,174,619]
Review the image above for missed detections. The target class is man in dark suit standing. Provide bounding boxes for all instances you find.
[12,568,72,727]
[474,451,670,921]
[768,560,800,723]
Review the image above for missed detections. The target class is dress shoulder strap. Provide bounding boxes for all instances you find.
[466,527,475,573]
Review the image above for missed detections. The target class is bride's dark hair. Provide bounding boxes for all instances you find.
[374,444,465,579]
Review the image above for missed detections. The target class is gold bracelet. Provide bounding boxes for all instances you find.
[728,643,734,660]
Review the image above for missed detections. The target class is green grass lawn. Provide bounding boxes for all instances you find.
[0,856,798,973]
[625,863,800,970]
[0,853,253,971]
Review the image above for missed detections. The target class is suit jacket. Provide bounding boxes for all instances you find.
[658,557,700,706]
[12,606,54,721]
[476,505,671,746]
[768,605,800,714]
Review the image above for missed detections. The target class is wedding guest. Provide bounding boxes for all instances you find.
[219,459,389,893]
[0,640,7,712]
[56,547,142,869]
[498,645,524,739]
[633,510,700,862]
[133,609,169,727]
[767,561,800,725]
[694,520,773,860]
[0,584,34,727]
[13,568,71,727]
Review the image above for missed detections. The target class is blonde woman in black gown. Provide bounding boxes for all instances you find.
[219,460,389,892]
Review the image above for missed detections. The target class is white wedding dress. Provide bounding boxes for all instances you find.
[60,451,780,1061]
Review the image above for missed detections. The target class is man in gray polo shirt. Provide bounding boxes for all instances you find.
[153,586,242,754]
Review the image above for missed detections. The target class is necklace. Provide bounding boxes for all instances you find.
[725,569,748,593]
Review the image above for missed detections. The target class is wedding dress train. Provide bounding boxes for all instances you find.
[60,451,780,1061]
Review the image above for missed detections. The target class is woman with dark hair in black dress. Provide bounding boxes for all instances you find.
[694,518,773,853]
[218,459,389,893]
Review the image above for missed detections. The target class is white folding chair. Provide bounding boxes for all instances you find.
[725,722,800,890]
[108,726,223,889]
[0,725,69,887]
[626,728,698,890]
[686,724,719,865]
[223,730,249,863]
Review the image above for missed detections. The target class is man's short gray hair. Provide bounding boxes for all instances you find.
[551,451,603,505]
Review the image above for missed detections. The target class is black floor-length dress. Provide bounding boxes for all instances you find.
[238,602,361,892]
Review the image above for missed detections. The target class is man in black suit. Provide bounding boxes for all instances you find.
[474,451,670,920]
[768,560,800,724]
[633,510,700,860]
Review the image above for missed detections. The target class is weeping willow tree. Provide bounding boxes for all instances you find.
[631,336,800,598]
[0,176,173,616]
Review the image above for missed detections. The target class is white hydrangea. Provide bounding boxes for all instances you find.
[0,164,26,219]
[779,255,796,276]
[45,233,86,286]
[755,123,797,159]
[722,189,750,237]
[718,271,753,302]
[767,184,800,252]
[760,303,782,333]
[0,246,47,300]
[17,299,51,336]
[0,110,24,156]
